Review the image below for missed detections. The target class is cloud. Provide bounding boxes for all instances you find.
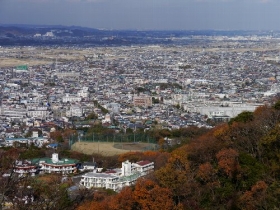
[16,0,106,2]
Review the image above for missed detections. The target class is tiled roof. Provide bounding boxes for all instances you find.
[136,160,152,166]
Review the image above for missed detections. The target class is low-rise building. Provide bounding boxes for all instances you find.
[32,153,78,174]
[14,160,37,177]
[133,94,152,107]
[80,160,154,191]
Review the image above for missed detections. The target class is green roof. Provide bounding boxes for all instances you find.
[31,157,78,165]
[119,172,141,182]
[145,120,153,125]
[16,65,28,70]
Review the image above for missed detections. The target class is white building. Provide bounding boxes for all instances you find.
[80,160,154,191]
[66,105,83,117]
[196,104,260,118]
[4,136,49,147]
[14,160,37,177]
[62,94,82,103]
[33,153,78,175]
[77,87,89,98]
[102,113,111,124]
[1,106,27,120]
[27,107,49,119]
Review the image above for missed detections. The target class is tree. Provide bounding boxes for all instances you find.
[133,178,174,210]
[216,148,240,179]
[0,148,21,210]
[229,111,254,125]
[155,150,190,202]
[238,181,268,210]
[108,187,135,210]
[50,130,64,142]
[196,162,215,183]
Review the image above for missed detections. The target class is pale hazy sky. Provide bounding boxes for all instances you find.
[0,0,279,30]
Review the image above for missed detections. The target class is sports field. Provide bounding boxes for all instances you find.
[71,142,158,156]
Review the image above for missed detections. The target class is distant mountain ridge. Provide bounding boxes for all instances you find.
[0,24,102,37]
[0,24,271,36]
[0,24,276,47]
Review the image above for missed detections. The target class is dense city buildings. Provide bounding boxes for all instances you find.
[1,27,280,208]
[1,32,280,146]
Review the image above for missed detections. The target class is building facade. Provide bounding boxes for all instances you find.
[133,95,152,107]
[32,153,78,174]
[80,160,154,191]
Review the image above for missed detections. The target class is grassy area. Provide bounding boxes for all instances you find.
[71,142,157,156]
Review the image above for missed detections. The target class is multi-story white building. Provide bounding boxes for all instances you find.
[1,106,27,120]
[11,154,78,177]
[80,160,154,191]
[27,106,49,119]
[32,153,78,175]
[62,94,81,103]
[65,105,83,117]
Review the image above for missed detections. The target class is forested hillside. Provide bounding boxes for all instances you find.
[77,101,280,209]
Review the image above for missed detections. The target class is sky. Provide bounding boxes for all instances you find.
[0,0,280,30]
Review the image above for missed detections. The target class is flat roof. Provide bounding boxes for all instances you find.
[31,157,78,165]
[83,172,118,179]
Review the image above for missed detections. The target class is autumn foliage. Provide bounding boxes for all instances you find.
[77,179,174,210]
[4,102,280,209]
[73,102,280,209]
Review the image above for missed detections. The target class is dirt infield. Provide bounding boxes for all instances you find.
[71,142,158,156]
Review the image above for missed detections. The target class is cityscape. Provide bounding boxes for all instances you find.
[1,23,280,209]
[1,28,280,141]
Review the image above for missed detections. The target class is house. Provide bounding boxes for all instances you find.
[80,160,154,191]
[5,137,29,147]
[4,136,49,148]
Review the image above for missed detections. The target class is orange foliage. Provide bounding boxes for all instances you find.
[197,162,214,182]
[134,178,174,210]
[118,152,143,163]
[77,200,109,210]
[142,151,159,159]
[251,180,268,195]
[5,147,20,160]
[216,148,240,178]
[184,126,229,167]
[77,179,174,210]
[50,130,63,141]
[239,181,268,210]
[62,128,77,139]
[154,152,170,169]
[213,124,229,139]
[108,187,135,210]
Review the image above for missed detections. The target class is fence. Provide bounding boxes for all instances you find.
[69,132,156,147]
